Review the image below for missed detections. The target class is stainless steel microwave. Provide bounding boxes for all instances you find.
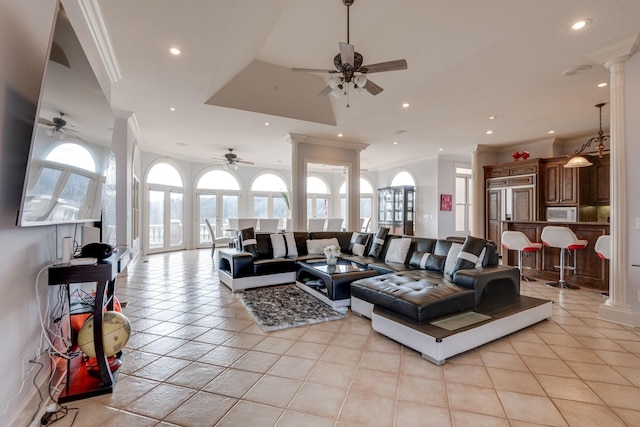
[546,206,577,222]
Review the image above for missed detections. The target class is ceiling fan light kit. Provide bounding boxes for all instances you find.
[215,148,254,171]
[291,0,407,107]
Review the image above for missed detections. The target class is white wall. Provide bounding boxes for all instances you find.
[0,1,72,425]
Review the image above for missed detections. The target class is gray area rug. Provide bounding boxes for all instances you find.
[430,311,492,331]
[238,285,346,332]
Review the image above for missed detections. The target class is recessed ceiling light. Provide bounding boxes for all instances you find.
[169,47,181,55]
[571,19,591,31]
[393,141,398,145]
[596,82,608,88]
[488,116,497,120]
[264,122,270,126]
[548,130,556,134]
[338,133,343,137]
[402,103,410,108]
[486,130,493,135]
[439,148,444,152]
[169,107,176,111]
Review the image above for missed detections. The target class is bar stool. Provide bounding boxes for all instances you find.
[595,235,611,297]
[502,231,542,281]
[541,226,588,290]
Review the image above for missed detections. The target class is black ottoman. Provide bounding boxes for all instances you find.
[350,271,476,322]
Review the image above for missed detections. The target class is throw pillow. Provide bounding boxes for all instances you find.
[270,232,298,258]
[384,237,412,264]
[443,242,463,280]
[452,236,488,274]
[368,226,390,258]
[306,238,340,255]
[240,227,258,259]
[348,233,369,256]
[409,252,447,272]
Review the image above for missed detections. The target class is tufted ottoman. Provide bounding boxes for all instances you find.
[349,270,476,322]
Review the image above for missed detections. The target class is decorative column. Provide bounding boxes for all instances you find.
[586,33,639,326]
[470,149,483,237]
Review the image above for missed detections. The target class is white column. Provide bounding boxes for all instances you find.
[596,56,635,325]
[470,149,483,237]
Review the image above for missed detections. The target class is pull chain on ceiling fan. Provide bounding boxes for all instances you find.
[291,0,408,107]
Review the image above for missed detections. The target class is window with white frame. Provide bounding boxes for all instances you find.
[339,177,374,229]
[455,166,473,234]
[307,175,329,218]
[250,173,289,225]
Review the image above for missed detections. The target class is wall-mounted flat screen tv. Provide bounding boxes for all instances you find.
[17,2,115,227]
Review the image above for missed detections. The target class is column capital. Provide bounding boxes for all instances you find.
[584,32,640,66]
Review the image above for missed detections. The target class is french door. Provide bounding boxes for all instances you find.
[147,186,185,253]
[196,191,239,248]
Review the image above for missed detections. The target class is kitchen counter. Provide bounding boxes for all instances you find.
[503,221,609,291]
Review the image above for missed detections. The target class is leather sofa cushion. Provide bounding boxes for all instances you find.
[253,258,297,275]
[350,270,476,322]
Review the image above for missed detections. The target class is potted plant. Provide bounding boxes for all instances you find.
[323,245,341,265]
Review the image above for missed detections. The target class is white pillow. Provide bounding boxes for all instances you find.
[270,232,298,258]
[444,242,463,279]
[384,238,412,264]
[306,238,340,255]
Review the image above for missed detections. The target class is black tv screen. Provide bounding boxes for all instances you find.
[17,2,114,227]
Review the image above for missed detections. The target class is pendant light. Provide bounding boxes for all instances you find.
[564,103,609,168]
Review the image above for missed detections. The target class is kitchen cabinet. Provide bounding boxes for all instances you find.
[579,154,610,205]
[541,159,577,206]
[484,160,539,256]
[378,185,415,235]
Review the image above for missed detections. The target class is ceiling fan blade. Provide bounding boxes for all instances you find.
[317,85,332,96]
[291,67,336,73]
[363,79,383,96]
[361,59,408,74]
[236,160,255,165]
[38,118,55,126]
[339,42,354,67]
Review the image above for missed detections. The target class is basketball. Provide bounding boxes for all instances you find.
[77,311,131,358]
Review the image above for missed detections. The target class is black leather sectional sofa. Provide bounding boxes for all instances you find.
[218,228,552,363]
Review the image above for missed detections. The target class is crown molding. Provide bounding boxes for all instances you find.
[584,32,640,65]
[76,0,121,83]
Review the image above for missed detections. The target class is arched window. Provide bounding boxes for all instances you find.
[307,175,330,218]
[391,170,416,187]
[148,162,183,187]
[339,177,374,230]
[146,161,185,253]
[195,169,240,247]
[250,173,289,227]
[22,142,101,223]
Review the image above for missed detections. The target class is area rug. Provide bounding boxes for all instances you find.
[238,285,346,332]
[430,311,492,331]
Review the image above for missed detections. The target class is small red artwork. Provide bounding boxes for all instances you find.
[440,194,452,211]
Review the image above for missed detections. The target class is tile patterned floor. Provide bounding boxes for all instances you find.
[58,250,640,426]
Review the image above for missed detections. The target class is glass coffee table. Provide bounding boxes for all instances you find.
[296,259,378,308]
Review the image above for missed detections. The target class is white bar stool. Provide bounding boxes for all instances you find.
[595,234,611,297]
[541,226,588,290]
[502,231,542,282]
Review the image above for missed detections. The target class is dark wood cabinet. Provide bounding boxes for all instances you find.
[484,160,539,255]
[378,185,415,235]
[542,159,577,206]
[505,222,609,290]
[579,155,610,205]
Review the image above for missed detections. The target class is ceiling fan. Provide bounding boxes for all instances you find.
[213,148,254,171]
[38,112,79,139]
[291,0,407,101]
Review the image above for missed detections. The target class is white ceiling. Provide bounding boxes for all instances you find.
[96,0,640,170]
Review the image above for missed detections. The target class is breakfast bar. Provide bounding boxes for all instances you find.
[503,221,610,291]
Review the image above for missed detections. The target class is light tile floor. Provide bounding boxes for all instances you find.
[57,250,640,426]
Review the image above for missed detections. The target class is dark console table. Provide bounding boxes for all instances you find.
[48,251,122,402]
